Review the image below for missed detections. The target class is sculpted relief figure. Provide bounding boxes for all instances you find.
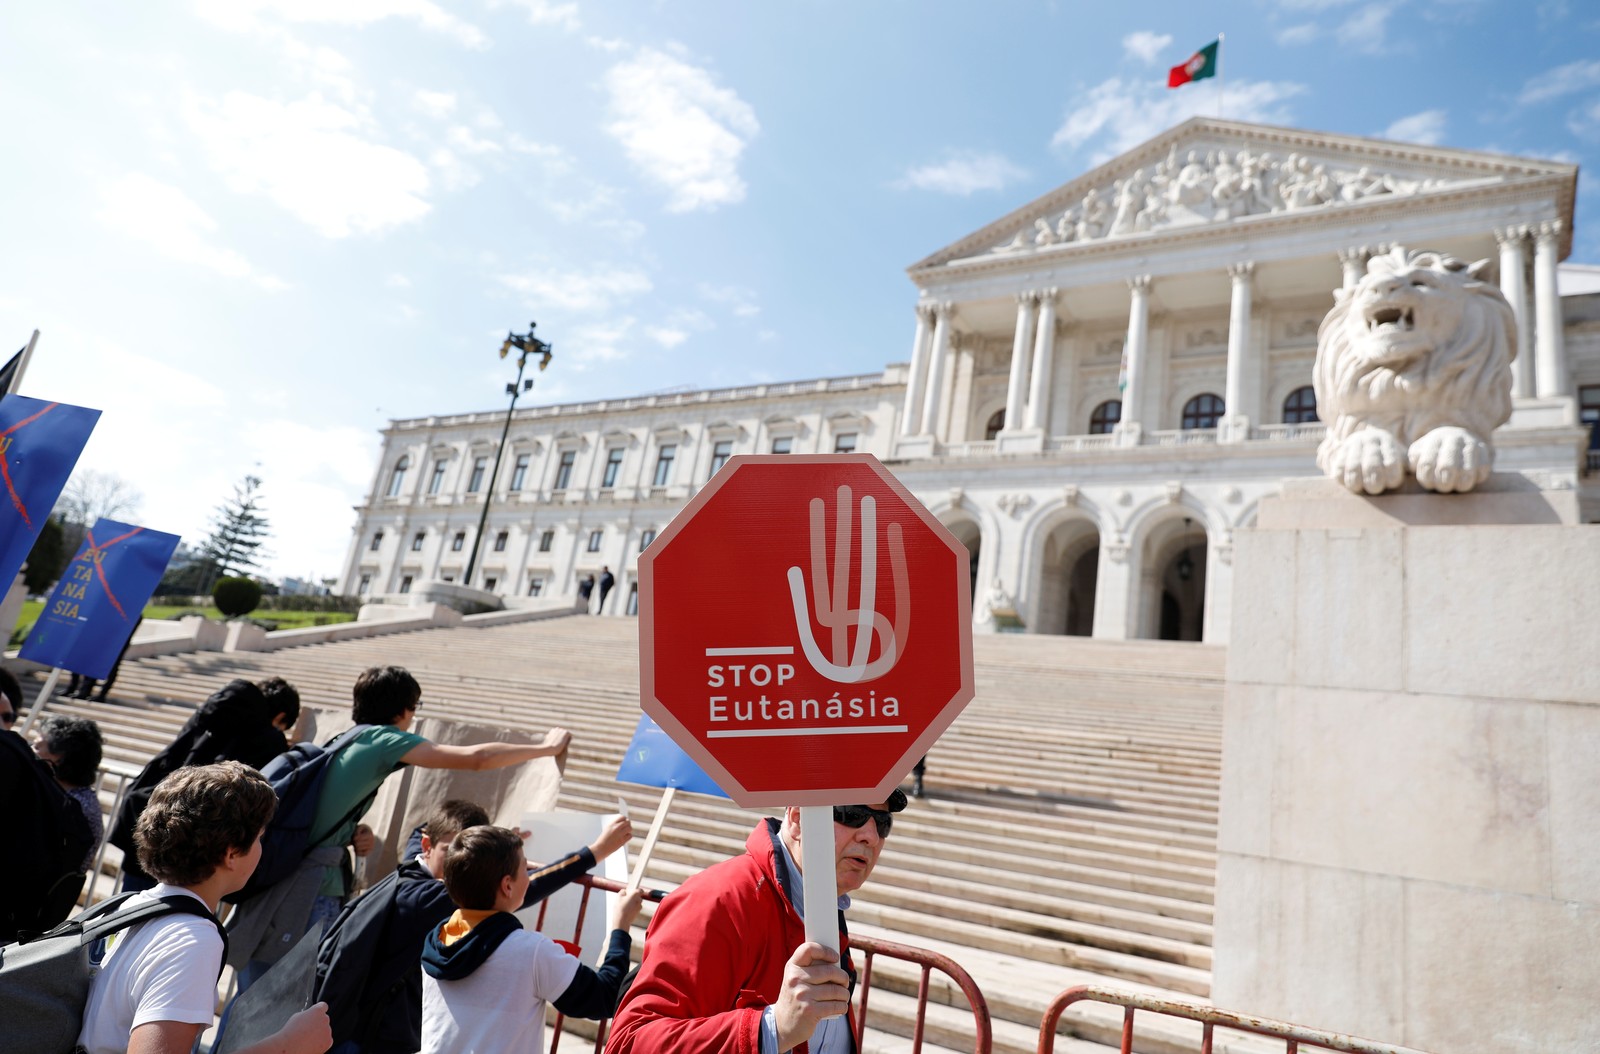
[1313,247,1515,495]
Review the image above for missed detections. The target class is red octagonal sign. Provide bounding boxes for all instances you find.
[639,454,974,808]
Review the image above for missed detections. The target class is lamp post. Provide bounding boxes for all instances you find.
[463,322,554,587]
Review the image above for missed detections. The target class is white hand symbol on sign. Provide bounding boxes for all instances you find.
[786,485,909,684]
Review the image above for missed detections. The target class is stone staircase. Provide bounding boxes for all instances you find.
[18,616,1234,1054]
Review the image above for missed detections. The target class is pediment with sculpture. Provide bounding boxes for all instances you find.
[987,144,1468,256]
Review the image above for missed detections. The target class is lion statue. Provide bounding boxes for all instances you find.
[1314,246,1515,495]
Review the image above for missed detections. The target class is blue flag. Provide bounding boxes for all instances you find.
[0,395,101,589]
[616,713,730,798]
[21,518,180,678]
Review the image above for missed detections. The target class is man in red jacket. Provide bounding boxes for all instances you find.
[606,790,906,1054]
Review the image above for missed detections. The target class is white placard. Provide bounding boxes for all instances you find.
[515,811,629,965]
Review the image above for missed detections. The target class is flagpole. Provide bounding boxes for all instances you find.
[10,329,39,396]
[1217,32,1226,119]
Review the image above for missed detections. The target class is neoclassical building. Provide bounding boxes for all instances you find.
[339,119,1597,645]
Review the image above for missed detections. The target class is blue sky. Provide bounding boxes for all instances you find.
[3,0,1597,581]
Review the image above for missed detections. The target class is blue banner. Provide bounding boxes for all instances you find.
[0,395,101,589]
[21,518,180,678]
[616,713,729,798]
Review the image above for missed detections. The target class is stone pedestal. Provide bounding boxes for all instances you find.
[1213,476,1600,1053]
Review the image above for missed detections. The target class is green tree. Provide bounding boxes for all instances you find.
[22,515,67,593]
[213,576,263,617]
[198,475,272,591]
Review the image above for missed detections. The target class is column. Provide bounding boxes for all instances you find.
[1223,262,1254,443]
[1025,288,1059,430]
[1003,293,1037,431]
[1533,220,1571,399]
[1115,276,1151,445]
[1338,246,1366,290]
[920,302,954,438]
[899,302,935,436]
[1495,227,1534,399]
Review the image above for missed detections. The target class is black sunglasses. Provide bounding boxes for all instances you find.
[833,804,893,839]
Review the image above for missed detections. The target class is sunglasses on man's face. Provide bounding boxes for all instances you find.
[832,804,893,839]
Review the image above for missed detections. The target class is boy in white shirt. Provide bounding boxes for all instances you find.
[77,761,332,1054]
[419,825,643,1054]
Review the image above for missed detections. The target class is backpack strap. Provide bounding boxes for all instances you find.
[78,894,231,977]
[306,724,379,849]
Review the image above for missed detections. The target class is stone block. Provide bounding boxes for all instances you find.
[1225,528,1297,686]
[1212,856,1406,1040]
[1217,682,1278,858]
[1546,702,1600,903]
[1291,529,1403,692]
[1262,475,1577,528]
[1268,687,1550,897]
[1402,884,1600,1054]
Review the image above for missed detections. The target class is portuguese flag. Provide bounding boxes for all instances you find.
[1168,40,1219,88]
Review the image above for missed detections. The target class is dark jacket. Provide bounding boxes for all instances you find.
[315,846,597,1053]
[0,729,94,942]
[109,679,288,881]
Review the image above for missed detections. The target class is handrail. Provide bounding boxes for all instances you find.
[852,932,992,1054]
[1037,984,1438,1054]
[538,873,666,1054]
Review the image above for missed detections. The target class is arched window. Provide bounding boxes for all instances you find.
[1283,385,1319,424]
[984,409,1006,440]
[1181,393,1224,430]
[386,455,410,497]
[1088,400,1121,435]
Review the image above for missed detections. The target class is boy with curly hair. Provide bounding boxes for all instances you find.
[76,761,332,1054]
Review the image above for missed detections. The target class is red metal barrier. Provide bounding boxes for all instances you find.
[1037,985,1438,1054]
[540,881,992,1054]
[852,932,993,1054]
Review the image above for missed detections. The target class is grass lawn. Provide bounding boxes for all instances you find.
[11,601,355,645]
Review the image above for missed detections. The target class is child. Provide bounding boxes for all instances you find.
[420,825,644,1054]
[76,761,332,1054]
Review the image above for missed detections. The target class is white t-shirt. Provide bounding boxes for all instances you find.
[420,928,581,1054]
[76,885,224,1054]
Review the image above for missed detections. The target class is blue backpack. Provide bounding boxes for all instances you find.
[225,725,373,904]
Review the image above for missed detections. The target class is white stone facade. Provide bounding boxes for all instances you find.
[339,119,1597,645]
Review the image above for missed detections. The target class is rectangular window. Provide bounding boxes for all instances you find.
[484,576,498,592]
[602,447,624,488]
[639,528,656,552]
[467,456,488,493]
[528,577,544,597]
[509,453,530,491]
[554,450,576,490]
[399,575,413,594]
[493,530,508,552]
[771,436,792,455]
[369,531,384,552]
[1581,385,1600,454]
[709,439,733,477]
[833,433,858,453]
[652,444,676,487]
[428,459,447,494]
[451,531,466,552]
[625,582,639,616]
[357,574,371,594]
[538,529,554,553]
[411,532,425,551]
[587,529,604,553]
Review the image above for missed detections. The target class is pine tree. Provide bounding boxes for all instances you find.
[198,475,272,590]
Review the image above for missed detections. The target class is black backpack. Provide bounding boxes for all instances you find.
[0,730,94,944]
[0,892,226,1054]
[225,724,373,905]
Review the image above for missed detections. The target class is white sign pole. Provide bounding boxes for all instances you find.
[9,329,40,395]
[798,805,839,953]
[627,784,675,890]
[17,666,63,738]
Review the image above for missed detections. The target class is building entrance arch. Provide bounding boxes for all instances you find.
[1137,516,1208,642]
[942,513,982,600]
[1033,518,1099,636]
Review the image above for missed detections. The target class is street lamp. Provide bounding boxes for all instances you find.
[463,322,554,587]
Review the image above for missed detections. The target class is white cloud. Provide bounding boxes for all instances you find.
[186,91,432,238]
[386,273,411,288]
[414,89,458,118]
[1052,77,1306,161]
[603,47,760,213]
[698,283,760,318]
[195,0,488,49]
[895,151,1029,196]
[1336,3,1394,53]
[503,0,580,30]
[645,326,688,348]
[1121,31,1173,65]
[1276,22,1321,44]
[1271,0,1360,8]
[1569,97,1600,140]
[97,174,286,290]
[586,36,627,52]
[1382,109,1447,145]
[1517,60,1600,105]
[447,125,504,156]
[497,266,652,312]
[567,318,637,365]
